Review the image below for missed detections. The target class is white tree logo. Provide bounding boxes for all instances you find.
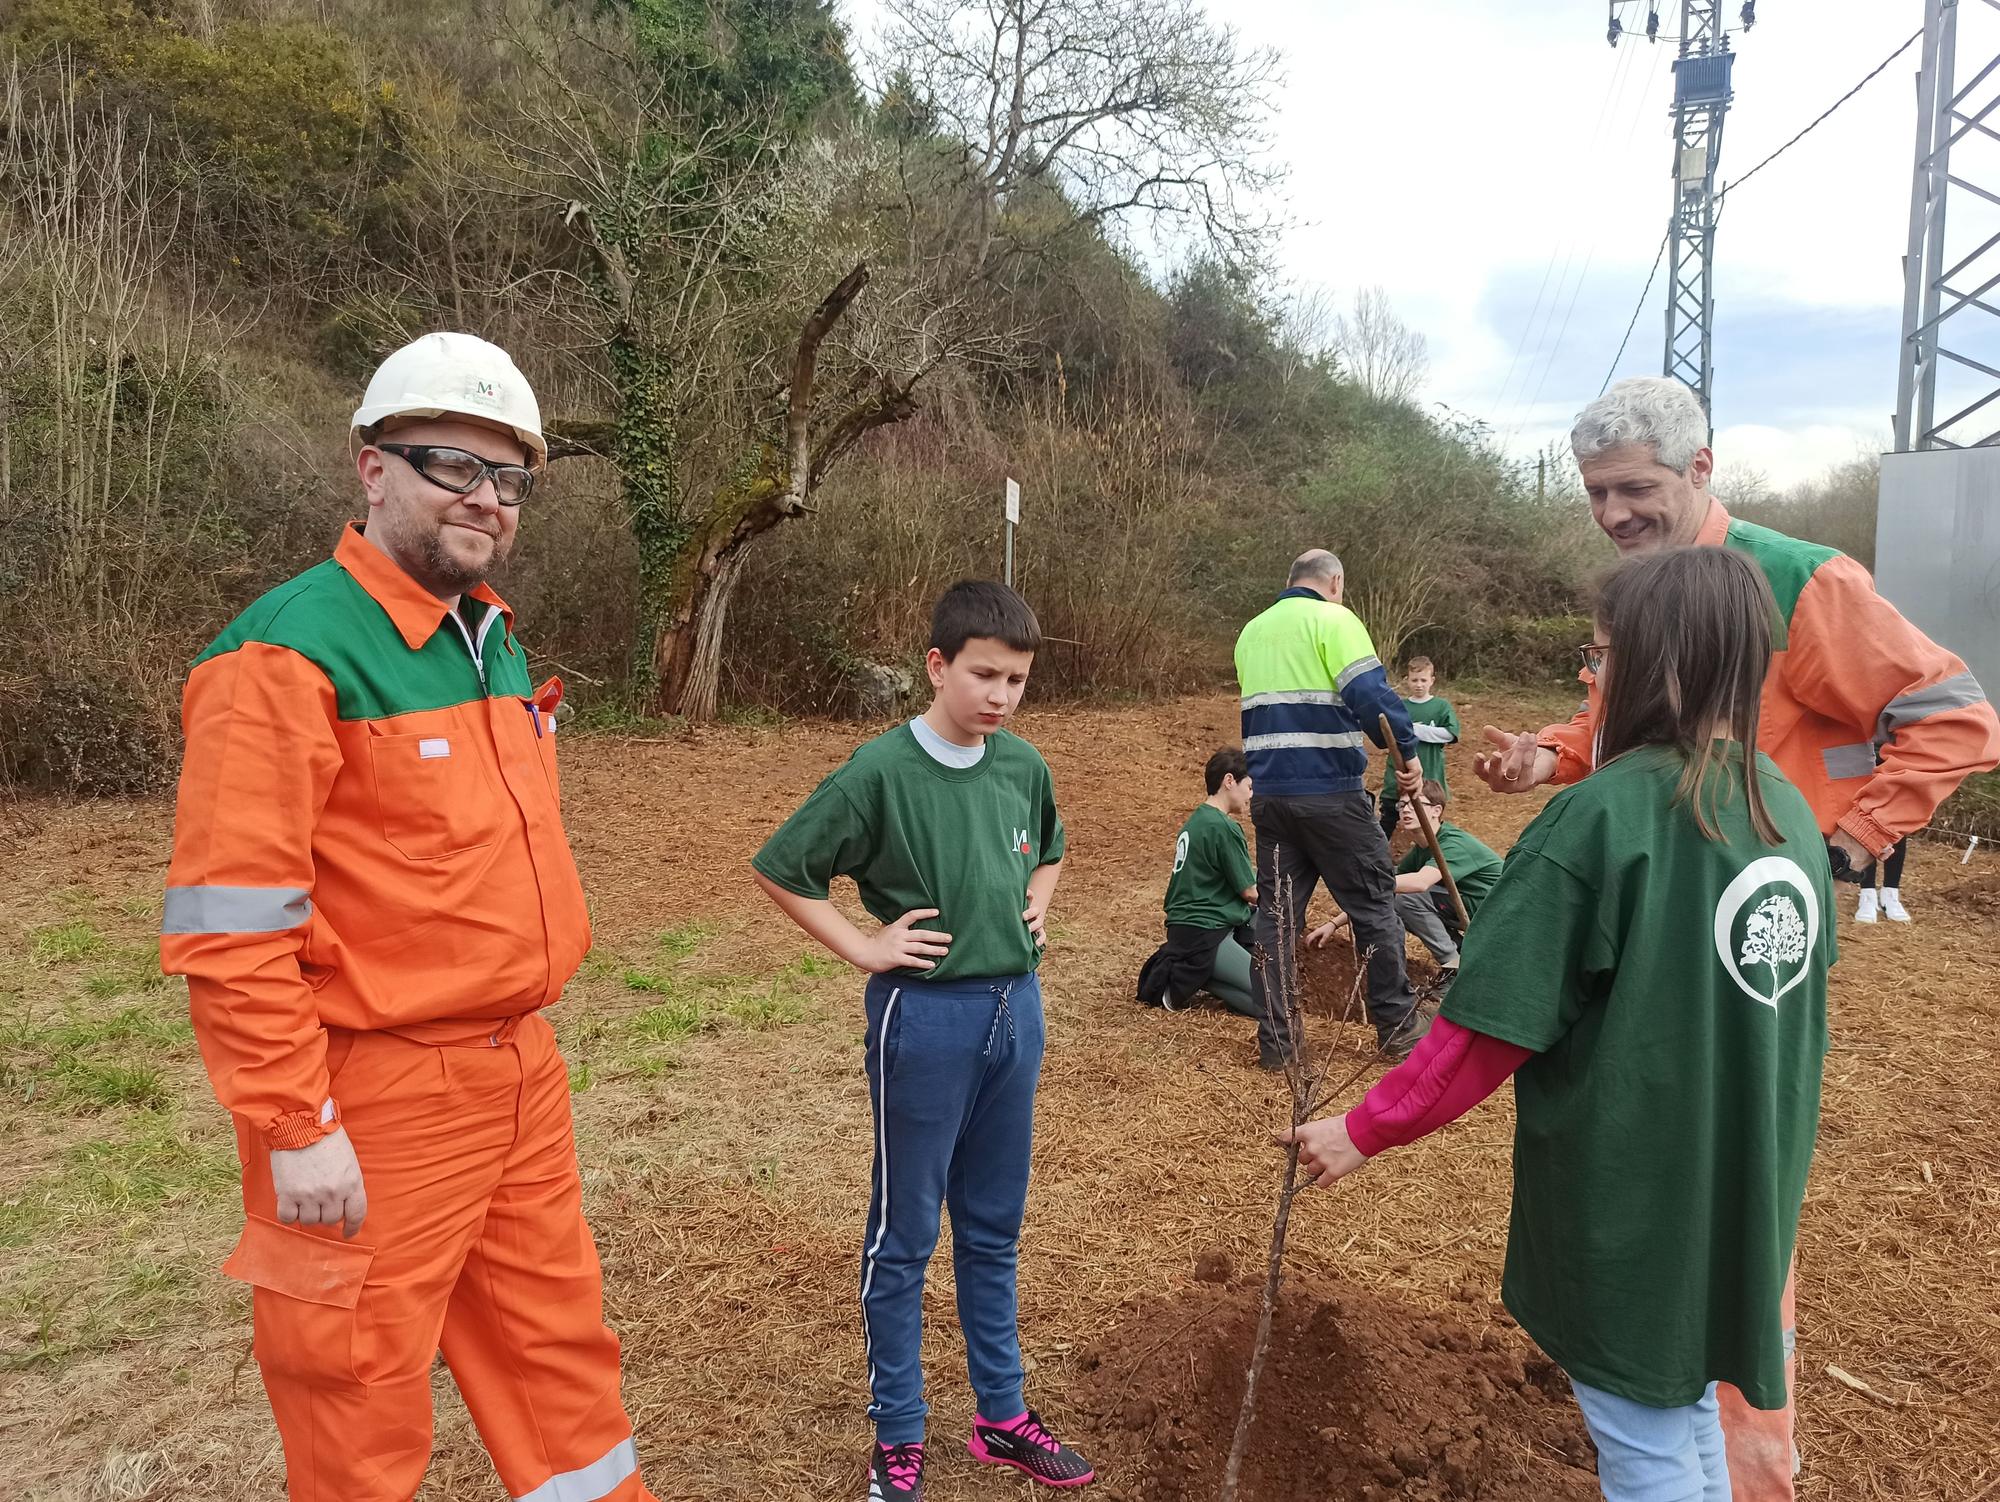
[1738,894,1808,991]
[1173,831,1190,873]
[1712,856,1820,1008]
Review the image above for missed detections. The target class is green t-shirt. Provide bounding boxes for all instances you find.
[1441,744,1832,1411]
[1382,695,1461,795]
[752,724,1064,982]
[1396,821,1502,919]
[1163,803,1255,930]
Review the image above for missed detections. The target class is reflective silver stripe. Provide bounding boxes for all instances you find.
[162,886,311,935]
[859,987,901,1425]
[1243,731,1367,752]
[1412,724,1456,744]
[1877,670,1988,737]
[1821,742,1876,781]
[1240,689,1341,709]
[513,1437,638,1502]
[1335,655,1384,690]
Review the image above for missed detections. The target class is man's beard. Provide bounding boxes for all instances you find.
[392,512,509,595]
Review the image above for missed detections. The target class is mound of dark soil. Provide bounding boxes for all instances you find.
[1073,1275,1600,1502]
[1296,932,1444,1021]
[1944,867,2000,918]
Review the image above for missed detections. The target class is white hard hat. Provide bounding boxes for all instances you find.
[351,332,546,466]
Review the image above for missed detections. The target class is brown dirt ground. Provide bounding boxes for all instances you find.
[1075,1276,1600,1502]
[2,687,1997,1501]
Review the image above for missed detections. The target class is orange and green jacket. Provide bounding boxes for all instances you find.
[163,524,589,1150]
[1540,502,1999,853]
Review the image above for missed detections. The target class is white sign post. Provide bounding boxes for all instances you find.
[1003,478,1021,586]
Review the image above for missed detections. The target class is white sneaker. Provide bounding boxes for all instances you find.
[1854,890,1879,924]
[1881,888,1912,923]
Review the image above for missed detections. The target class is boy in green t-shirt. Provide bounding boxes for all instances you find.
[1312,780,1501,972]
[1378,656,1462,837]
[1279,546,1833,1502]
[751,581,1095,1501]
[1137,748,1258,1014]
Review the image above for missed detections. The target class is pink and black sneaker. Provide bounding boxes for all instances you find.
[968,1410,1096,1487]
[866,1440,925,1500]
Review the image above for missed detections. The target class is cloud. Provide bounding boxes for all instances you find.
[1227,0,1953,482]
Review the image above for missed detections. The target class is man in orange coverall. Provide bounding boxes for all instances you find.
[1478,376,2000,1501]
[163,332,657,1502]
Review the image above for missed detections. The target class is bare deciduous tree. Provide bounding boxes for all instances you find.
[876,0,1284,276]
[1331,285,1428,406]
[480,12,1010,720]
[2,63,228,623]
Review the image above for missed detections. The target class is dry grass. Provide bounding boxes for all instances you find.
[1,687,1995,1500]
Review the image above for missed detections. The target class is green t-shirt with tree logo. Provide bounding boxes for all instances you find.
[1441,744,1832,1411]
[1381,694,1461,796]
[752,725,1063,982]
[1163,803,1255,930]
[1396,821,1503,919]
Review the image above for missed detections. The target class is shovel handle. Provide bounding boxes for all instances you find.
[1381,713,1471,933]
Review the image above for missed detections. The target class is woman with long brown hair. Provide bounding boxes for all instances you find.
[1277,546,1835,1501]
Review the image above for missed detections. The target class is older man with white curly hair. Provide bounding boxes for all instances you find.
[1475,375,1998,1502]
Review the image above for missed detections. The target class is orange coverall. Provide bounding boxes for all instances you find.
[1538,500,2000,1499]
[164,526,655,1502]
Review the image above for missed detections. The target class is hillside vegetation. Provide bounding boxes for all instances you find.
[0,0,1870,794]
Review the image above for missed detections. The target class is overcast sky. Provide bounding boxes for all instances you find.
[1232,0,1982,487]
[849,1,2000,487]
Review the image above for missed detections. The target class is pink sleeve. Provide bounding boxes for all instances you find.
[1345,1015,1533,1158]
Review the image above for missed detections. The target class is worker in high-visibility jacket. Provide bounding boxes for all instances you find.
[162,333,658,1502]
[1476,377,2000,1502]
[1234,549,1427,1066]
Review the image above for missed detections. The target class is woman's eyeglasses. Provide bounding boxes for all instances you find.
[1579,642,1611,675]
[378,443,535,506]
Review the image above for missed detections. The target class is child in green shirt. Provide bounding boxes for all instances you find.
[751,581,1095,1500]
[1137,748,1258,1014]
[1281,547,1833,1502]
[1378,656,1462,837]
[1310,780,1502,972]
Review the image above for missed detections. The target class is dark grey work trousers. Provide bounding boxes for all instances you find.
[1249,791,1417,1063]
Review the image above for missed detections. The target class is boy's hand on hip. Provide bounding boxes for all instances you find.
[271,1127,368,1239]
[1273,1116,1367,1188]
[1474,726,1557,794]
[1022,890,1051,947]
[858,908,952,973]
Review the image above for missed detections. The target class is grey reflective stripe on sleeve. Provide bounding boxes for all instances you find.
[1240,689,1342,710]
[1412,724,1456,743]
[1821,743,1877,781]
[1876,670,1989,738]
[514,1437,639,1502]
[162,886,312,935]
[1243,731,1368,752]
[1335,655,1384,690]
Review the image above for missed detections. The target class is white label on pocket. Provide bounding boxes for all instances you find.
[419,738,451,760]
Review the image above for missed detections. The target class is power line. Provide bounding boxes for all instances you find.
[1494,39,1640,420]
[1720,26,1925,203]
[1505,42,1666,436]
[1594,24,1925,401]
[1600,232,1670,396]
[1521,46,1672,431]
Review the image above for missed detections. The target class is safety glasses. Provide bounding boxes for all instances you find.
[377,443,535,506]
